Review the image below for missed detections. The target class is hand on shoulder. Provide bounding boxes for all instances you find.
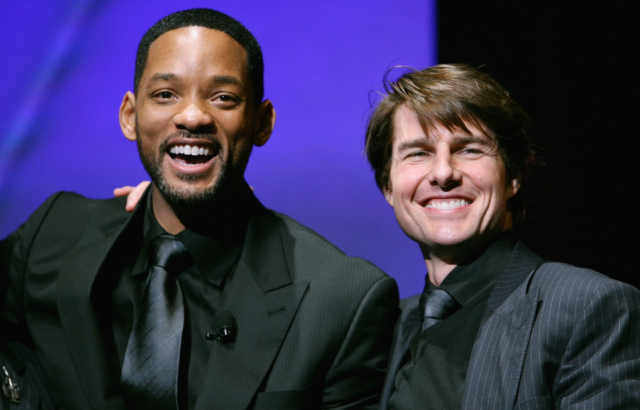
[113,181,150,212]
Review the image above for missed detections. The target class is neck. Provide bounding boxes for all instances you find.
[423,244,475,287]
[151,181,257,243]
[422,230,511,287]
[152,186,185,235]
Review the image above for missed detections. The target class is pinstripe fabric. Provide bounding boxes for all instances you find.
[462,242,640,410]
[382,241,640,410]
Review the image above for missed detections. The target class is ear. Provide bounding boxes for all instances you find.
[120,91,137,141]
[253,99,276,147]
[383,186,394,207]
[506,176,520,198]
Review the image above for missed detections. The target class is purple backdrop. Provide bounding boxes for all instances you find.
[0,0,436,297]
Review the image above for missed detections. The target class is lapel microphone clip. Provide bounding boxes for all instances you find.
[206,310,236,344]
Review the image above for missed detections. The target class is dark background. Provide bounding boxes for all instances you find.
[439,1,639,287]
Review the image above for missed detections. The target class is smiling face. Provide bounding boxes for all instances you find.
[385,105,519,262]
[120,26,274,207]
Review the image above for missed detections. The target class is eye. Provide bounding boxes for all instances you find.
[461,148,481,154]
[213,93,242,108]
[152,91,176,102]
[403,150,430,161]
[457,146,487,157]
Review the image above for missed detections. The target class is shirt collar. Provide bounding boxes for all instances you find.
[131,184,262,287]
[424,232,517,306]
[175,228,243,286]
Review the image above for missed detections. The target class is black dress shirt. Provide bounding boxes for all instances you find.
[111,184,264,409]
[390,234,517,410]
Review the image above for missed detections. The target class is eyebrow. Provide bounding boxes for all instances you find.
[396,137,429,153]
[147,74,244,89]
[148,73,181,83]
[450,135,494,146]
[396,135,494,153]
[210,75,243,88]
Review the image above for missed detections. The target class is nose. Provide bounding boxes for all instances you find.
[428,150,460,188]
[173,102,215,133]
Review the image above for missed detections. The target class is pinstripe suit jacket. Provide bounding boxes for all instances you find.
[381,241,640,410]
[0,191,399,410]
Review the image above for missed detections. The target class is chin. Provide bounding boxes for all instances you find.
[158,180,217,206]
[414,226,483,253]
[425,223,473,243]
[152,165,224,205]
[428,235,472,249]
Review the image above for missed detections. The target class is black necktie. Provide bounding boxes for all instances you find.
[420,288,460,332]
[121,234,192,410]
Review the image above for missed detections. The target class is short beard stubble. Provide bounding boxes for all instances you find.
[136,125,234,210]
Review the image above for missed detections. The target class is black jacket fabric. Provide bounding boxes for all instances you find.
[1,191,399,410]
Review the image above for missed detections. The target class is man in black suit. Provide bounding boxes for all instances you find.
[366,64,640,409]
[0,9,398,409]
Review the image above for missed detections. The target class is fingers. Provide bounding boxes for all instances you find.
[113,181,151,212]
[113,186,135,197]
[126,181,150,211]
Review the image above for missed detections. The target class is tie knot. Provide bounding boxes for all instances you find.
[420,288,459,321]
[148,234,193,274]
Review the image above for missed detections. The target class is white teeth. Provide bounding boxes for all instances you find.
[426,199,469,210]
[169,144,215,156]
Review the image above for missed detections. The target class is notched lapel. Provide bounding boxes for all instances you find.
[242,212,293,292]
[462,242,543,410]
[497,286,540,409]
[57,191,147,410]
[195,212,309,410]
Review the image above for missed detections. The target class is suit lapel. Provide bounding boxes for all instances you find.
[56,190,148,410]
[379,295,421,410]
[461,242,544,410]
[195,212,309,410]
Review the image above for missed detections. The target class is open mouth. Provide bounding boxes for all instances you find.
[424,198,471,210]
[168,143,218,166]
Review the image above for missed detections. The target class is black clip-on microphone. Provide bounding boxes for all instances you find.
[206,310,236,344]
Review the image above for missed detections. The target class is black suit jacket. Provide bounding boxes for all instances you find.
[380,242,640,410]
[0,191,399,410]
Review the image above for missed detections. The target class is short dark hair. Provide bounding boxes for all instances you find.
[134,8,264,103]
[365,64,535,222]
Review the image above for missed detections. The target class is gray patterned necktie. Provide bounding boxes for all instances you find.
[121,234,192,410]
[420,288,460,332]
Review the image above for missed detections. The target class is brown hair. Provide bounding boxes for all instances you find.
[365,64,535,222]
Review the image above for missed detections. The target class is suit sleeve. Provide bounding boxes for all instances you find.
[553,279,640,409]
[321,275,399,410]
[1,192,63,324]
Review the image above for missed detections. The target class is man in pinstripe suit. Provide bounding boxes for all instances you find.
[367,64,640,409]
